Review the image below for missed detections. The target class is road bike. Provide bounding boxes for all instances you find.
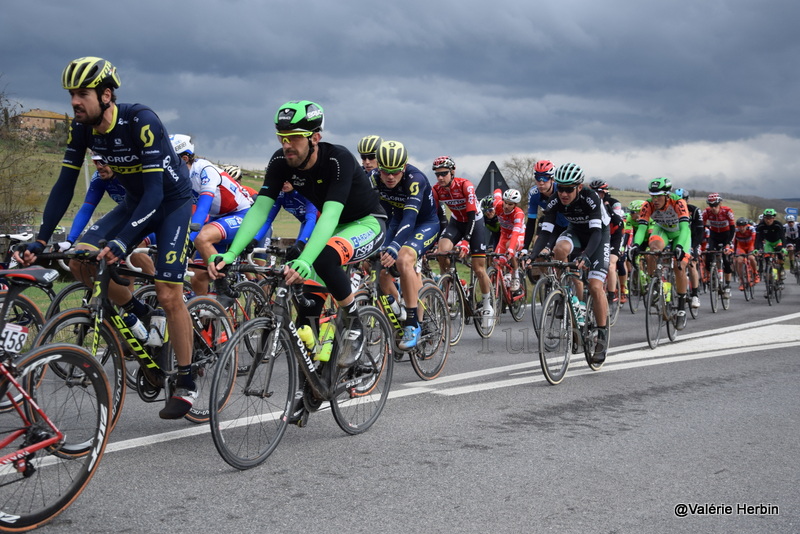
[33,250,232,427]
[0,266,111,532]
[486,252,527,324]
[209,263,394,470]
[352,255,450,380]
[536,261,606,385]
[760,252,783,306]
[733,252,757,302]
[702,249,731,313]
[640,251,681,349]
[428,251,497,344]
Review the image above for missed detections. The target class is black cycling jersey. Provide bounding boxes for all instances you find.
[687,203,705,250]
[38,103,192,245]
[755,221,785,248]
[260,142,385,222]
[531,187,610,259]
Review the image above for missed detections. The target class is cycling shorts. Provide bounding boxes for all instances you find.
[556,226,610,282]
[495,232,524,257]
[441,218,488,256]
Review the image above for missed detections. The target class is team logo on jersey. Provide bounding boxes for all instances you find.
[140,125,155,148]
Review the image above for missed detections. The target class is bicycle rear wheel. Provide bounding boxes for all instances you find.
[538,289,572,385]
[438,274,464,346]
[31,308,126,431]
[0,344,110,532]
[0,292,44,356]
[183,296,235,424]
[209,318,294,470]
[509,275,527,322]
[409,284,450,380]
[644,278,664,349]
[582,293,605,371]
[608,277,621,327]
[331,306,394,435]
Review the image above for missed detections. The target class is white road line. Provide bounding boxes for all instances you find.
[104,312,800,454]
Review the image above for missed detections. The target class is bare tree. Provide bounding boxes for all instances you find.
[500,155,538,211]
[0,83,46,232]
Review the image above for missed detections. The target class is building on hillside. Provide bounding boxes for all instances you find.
[11,108,71,135]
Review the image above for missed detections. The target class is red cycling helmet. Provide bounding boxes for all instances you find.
[534,159,555,176]
[707,193,722,206]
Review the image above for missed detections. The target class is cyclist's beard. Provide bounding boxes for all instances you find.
[74,103,104,127]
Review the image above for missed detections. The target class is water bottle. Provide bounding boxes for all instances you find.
[663,281,672,303]
[503,273,512,287]
[122,313,149,342]
[387,295,406,321]
[570,296,586,326]
[145,309,167,347]
[297,325,316,352]
[316,320,335,362]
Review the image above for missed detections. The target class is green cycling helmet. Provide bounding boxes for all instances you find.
[648,177,672,196]
[553,163,585,185]
[275,100,324,132]
[628,200,645,212]
[763,208,777,217]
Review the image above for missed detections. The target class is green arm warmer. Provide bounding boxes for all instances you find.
[676,220,691,251]
[633,221,649,247]
[226,195,275,257]
[297,200,344,264]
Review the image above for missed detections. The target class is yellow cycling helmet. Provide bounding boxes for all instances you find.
[62,57,121,90]
[376,140,408,171]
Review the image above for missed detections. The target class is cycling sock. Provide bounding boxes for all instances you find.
[405,307,419,327]
[122,296,148,318]
[176,365,195,390]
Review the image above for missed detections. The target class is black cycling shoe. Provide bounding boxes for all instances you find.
[285,400,309,427]
[337,318,365,369]
[591,327,608,364]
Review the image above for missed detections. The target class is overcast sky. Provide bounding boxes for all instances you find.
[2,0,799,202]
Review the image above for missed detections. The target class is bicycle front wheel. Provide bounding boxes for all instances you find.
[0,344,111,532]
[209,318,295,470]
[410,284,450,380]
[438,274,465,346]
[32,308,126,431]
[608,276,621,327]
[538,289,572,385]
[531,276,552,338]
[44,281,91,319]
[644,278,664,350]
[331,306,394,435]
[709,267,720,313]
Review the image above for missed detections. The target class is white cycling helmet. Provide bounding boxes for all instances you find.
[224,165,242,181]
[786,215,796,222]
[170,134,194,155]
[502,188,522,204]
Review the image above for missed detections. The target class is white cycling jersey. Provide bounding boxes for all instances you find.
[189,158,252,218]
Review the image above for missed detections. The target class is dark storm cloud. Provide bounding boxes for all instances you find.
[1,0,798,199]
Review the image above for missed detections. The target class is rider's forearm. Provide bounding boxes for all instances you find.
[297,201,344,264]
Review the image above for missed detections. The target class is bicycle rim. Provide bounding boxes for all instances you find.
[509,276,527,322]
[209,318,294,470]
[330,306,394,435]
[0,344,110,531]
[645,279,663,349]
[538,289,571,385]
[410,285,450,380]
[439,275,464,346]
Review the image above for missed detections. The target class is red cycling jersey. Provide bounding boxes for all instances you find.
[432,176,482,223]
[703,206,735,234]
[734,226,756,254]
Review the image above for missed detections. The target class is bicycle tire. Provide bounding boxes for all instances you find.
[182,296,236,424]
[582,293,605,371]
[665,276,677,342]
[538,288,571,385]
[627,265,641,314]
[0,344,110,532]
[490,269,504,325]
[228,280,269,375]
[409,284,450,380]
[740,263,751,302]
[32,308,126,432]
[531,276,553,337]
[644,278,664,350]
[608,276,621,327]
[509,275,527,322]
[472,277,496,339]
[438,274,464,346]
[764,266,773,306]
[0,292,44,357]
[709,266,720,313]
[45,281,91,319]
[209,317,294,470]
[330,306,394,435]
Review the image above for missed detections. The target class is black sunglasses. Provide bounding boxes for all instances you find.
[434,171,450,177]
[558,186,576,194]
[360,154,376,161]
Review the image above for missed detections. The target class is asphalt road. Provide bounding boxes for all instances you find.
[39,280,800,534]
